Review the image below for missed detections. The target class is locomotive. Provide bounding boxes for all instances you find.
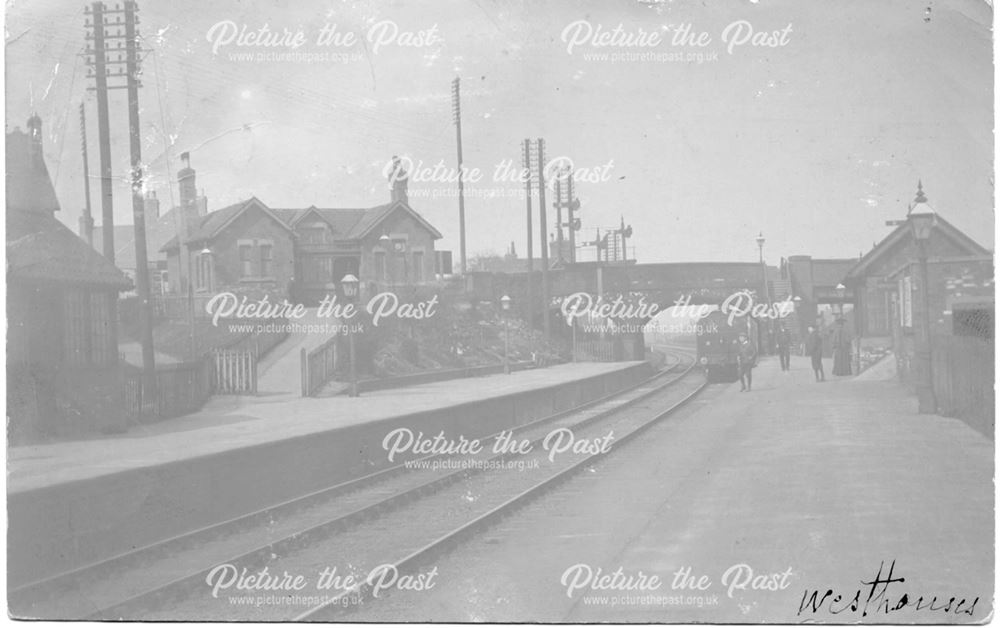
[695,309,759,383]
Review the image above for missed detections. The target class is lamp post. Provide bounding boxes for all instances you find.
[835,283,846,317]
[187,247,212,356]
[792,295,803,355]
[379,234,391,287]
[501,294,512,375]
[755,231,770,354]
[571,311,577,362]
[341,273,360,397]
[910,212,937,414]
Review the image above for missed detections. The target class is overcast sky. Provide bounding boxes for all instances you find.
[5,0,994,264]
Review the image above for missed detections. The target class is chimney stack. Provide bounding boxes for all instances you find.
[197,188,208,217]
[388,155,409,204]
[178,151,197,209]
[178,152,199,237]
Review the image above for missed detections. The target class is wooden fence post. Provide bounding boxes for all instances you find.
[251,351,258,395]
[301,347,308,397]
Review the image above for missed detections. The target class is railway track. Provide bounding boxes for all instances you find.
[11,351,702,621]
[294,357,705,622]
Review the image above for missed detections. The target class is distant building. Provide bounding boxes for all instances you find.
[87,151,209,294]
[160,196,297,298]
[784,256,858,343]
[7,115,132,442]
[274,199,442,304]
[159,158,442,305]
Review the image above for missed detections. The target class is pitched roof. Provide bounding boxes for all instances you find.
[186,198,255,241]
[163,198,442,252]
[845,212,990,281]
[5,127,60,215]
[161,197,294,251]
[6,121,129,288]
[7,209,132,288]
[275,203,443,240]
[271,208,307,226]
[272,206,368,237]
[347,200,443,240]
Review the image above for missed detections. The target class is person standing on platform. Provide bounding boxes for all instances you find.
[737,332,757,392]
[807,325,825,382]
[776,323,791,371]
[832,317,853,376]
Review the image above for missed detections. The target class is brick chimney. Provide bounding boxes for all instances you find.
[177,152,199,237]
[178,151,196,209]
[388,155,408,204]
[196,188,208,217]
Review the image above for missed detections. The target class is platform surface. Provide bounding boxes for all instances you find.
[8,361,645,494]
[339,354,994,623]
[570,354,995,622]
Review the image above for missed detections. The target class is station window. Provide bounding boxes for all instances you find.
[260,244,273,278]
[239,245,253,278]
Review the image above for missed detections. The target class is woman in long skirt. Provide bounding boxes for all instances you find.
[832,318,852,376]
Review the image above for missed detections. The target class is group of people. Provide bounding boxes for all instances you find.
[807,318,853,382]
[735,320,853,390]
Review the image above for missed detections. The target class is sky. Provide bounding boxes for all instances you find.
[4,0,994,265]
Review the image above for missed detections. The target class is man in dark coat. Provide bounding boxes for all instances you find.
[737,333,757,392]
[807,325,825,382]
[776,324,791,371]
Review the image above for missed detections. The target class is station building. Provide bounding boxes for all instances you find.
[7,115,132,441]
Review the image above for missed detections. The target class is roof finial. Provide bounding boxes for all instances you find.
[914,179,927,204]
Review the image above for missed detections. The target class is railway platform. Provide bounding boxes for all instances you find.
[337,353,993,623]
[9,359,654,587]
[566,353,994,622]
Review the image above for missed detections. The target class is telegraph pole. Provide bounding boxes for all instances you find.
[84,1,116,263]
[553,173,564,264]
[451,77,467,274]
[521,139,534,331]
[536,138,550,340]
[79,103,94,246]
[86,0,156,390]
[122,0,156,389]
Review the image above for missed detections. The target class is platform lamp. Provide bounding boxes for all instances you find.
[341,273,360,397]
[501,294,512,375]
[199,246,213,291]
[199,246,212,276]
[835,283,846,317]
[755,231,771,354]
[192,246,212,356]
[379,233,392,286]
[910,209,938,414]
[792,296,803,355]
